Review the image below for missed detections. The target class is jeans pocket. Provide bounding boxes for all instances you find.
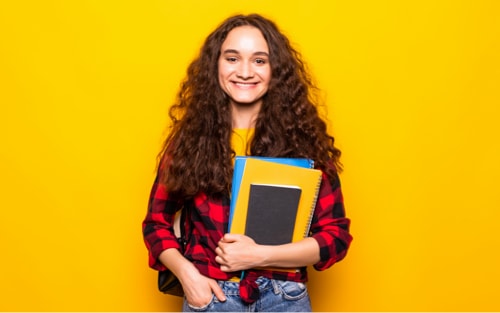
[276,280,308,301]
[185,294,216,312]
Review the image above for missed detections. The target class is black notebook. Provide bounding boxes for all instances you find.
[244,183,302,245]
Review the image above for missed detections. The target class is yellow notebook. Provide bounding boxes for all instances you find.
[229,158,322,245]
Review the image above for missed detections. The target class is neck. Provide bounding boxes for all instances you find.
[231,101,261,129]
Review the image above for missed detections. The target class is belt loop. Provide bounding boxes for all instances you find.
[271,279,280,294]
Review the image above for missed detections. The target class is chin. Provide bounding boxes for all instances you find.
[232,99,261,106]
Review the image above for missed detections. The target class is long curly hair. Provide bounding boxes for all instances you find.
[158,14,342,198]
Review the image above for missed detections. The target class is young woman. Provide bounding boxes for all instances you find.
[142,14,352,312]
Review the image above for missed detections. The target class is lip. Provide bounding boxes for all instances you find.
[231,81,259,88]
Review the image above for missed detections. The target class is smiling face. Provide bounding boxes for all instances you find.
[218,26,271,111]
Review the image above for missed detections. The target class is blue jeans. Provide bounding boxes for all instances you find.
[182,277,311,312]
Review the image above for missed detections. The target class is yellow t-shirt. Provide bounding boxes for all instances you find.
[231,128,254,156]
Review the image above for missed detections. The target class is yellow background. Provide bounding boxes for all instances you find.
[1,0,499,311]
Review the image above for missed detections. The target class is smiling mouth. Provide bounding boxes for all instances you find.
[232,81,259,88]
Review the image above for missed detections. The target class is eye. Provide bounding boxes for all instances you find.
[226,57,238,63]
[255,58,267,64]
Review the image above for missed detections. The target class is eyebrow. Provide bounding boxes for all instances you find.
[221,49,269,57]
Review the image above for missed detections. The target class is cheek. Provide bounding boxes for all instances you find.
[217,61,225,77]
[217,72,223,86]
[217,67,226,87]
[218,65,232,82]
[258,67,272,85]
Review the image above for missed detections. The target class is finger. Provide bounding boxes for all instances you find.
[217,240,225,250]
[215,255,226,265]
[215,246,226,256]
[210,280,226,302]
[222,233,239,242]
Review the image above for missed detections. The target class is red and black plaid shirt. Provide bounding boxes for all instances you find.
[142,170,352,302]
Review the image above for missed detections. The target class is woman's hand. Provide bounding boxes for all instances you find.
[214,233,264,272]
[159,248,225,307]
[215,234,321,271]
[179,268,226,308]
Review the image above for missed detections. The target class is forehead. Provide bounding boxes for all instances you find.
[221,26,269,53]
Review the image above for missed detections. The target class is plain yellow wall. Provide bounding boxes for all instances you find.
[1,0,499,311]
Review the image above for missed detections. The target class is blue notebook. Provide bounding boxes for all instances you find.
[228,156,314,231]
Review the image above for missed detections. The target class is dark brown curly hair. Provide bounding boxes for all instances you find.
[158,14,342,198]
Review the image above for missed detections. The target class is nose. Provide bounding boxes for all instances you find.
[236,61,254,79]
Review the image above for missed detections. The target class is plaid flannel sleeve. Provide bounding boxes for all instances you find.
[310,172,353,270]
[142,173,182,271]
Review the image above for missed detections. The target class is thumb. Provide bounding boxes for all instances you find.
[210,279,226,302]
[222,233,240,242]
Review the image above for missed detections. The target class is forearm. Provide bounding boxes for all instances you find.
[216,234,320,272]
[258,237,320,269]
[158,248,199,282]
[159,248,227,306]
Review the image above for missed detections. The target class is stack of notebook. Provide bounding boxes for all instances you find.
[229,157,322,246]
